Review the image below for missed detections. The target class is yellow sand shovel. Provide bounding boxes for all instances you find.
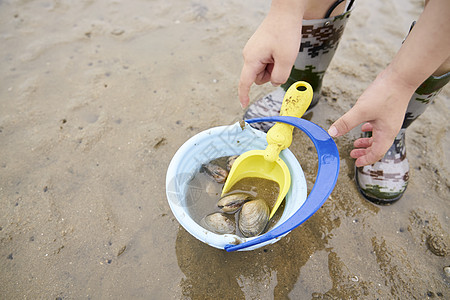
[221,81,313,219]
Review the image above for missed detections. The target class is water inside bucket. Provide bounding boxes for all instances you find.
[184,155,285,237]
[166,122,308,250]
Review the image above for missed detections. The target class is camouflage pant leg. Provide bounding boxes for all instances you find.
[281,9,353,107]
[402,72,450,129]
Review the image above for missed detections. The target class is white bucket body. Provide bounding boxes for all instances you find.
[166,122,307,251]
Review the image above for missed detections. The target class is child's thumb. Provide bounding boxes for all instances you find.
[327,109,362,138]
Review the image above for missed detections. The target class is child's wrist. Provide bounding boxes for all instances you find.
[383,63,422,96]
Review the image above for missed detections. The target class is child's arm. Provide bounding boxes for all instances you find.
[329,0,450,167]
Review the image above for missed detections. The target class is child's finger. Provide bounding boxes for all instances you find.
[361,122,373,132]
[238,64,258,108]
[270,57,292,86]
[354,137,373,148]
[328,107,364,137]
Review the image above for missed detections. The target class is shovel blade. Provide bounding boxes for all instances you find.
[222,150,290,219]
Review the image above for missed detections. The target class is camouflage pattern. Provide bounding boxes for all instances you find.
[282,11,352,107]
[402,72,450,128]
[357,71,450,204]
[244,8,353,132]
[243,87,285,132]
[356,129,409,204]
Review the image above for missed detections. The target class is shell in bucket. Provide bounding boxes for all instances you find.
[166,121,308,251]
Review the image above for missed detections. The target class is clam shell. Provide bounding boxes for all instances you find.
[238,199,270,238]
[217,193,252,213]
[201,212,235,234]
[226,155,239,171]
[201,163,228,183]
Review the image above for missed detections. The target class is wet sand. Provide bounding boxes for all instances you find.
[1,0,449,299]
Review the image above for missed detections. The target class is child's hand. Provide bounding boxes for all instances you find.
[238,2,304,108]
[328,0,450,167]
[328,68,416,167]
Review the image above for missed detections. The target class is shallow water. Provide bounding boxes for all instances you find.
[1,0,449,299]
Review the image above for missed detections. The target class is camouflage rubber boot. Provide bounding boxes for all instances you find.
[356,71,450,205]
[244,5,354,132]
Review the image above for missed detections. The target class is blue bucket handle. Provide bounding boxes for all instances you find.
[224,116,340,252]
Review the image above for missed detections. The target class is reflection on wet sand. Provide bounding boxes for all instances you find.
[175,218,325,299]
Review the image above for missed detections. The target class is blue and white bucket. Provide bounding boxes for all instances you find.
[166,116,339,252]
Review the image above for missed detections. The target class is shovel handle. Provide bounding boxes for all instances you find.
[264,82,313,162]
[279,81,313,118]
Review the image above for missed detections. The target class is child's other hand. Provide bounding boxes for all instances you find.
[328,68,416,167]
